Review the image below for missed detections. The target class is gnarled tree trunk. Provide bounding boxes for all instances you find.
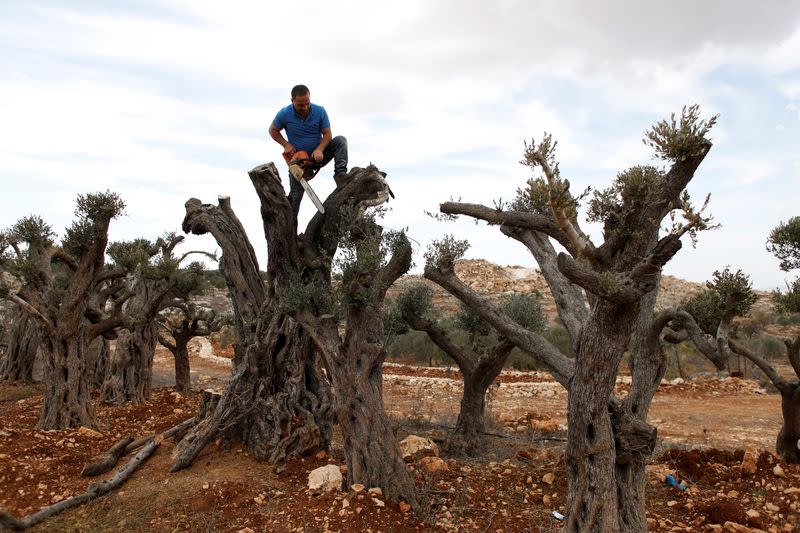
[0,311,39,383]
[172,332,192,396]
[172,314,333,469]
[172,172,338,469]
[86,335,109,389]
[39,329,96,429]
[563,301,639,533]
[101,321,156,404]
[328,304,416,506]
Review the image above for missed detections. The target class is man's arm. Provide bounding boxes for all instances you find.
[269,123,295,156]
[312,127,332,161]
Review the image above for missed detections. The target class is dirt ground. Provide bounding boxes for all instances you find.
[0,344,798,532]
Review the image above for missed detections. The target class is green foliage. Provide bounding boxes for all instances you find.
[543,324,575,358]
[63,191,125,255]
[774,278,800,314]
[396,283,434,319]
[382,298,409,342]
[518,135,581,219]
[643,104,718,162]
[386,328,452,366]
[107,239,157,271]
[587,166,662,227]
[75,190,126,222]
[171,261,208,298]
[500,293,546,333]
[681,267,758,334]
[9,216,55,248]
[455,302,491,337]
[767,216,800,272]
[512,177,560,215]
[273,274,317,316]
[424,235,469,271]
[740,334,785,361]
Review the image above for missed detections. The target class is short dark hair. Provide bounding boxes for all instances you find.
[291,85,310,99]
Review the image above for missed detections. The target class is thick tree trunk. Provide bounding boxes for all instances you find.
[171,315,333,470]
[446,374,488,456]
[446,355,507,457]
[613,286,662,532]
[101,321,156,404]
[328,305,417,506]
[85,336,109,389]
[0,312,39,383]
[39,332,97,429]
[563,301,639,533]
[173,334,191,396]
[777,385,800,463]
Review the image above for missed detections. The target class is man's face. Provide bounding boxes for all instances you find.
[292,93,311,118]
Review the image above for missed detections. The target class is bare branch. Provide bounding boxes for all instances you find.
[424,265,573,386]
[439,202,576,254]
[502,226,587,343]
[729,338,790,392]
[4,293,55,337]
[403,310,475,373]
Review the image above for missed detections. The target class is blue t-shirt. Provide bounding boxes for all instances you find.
[272,103,330,153]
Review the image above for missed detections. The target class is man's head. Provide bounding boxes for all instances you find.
[291,84,311,118]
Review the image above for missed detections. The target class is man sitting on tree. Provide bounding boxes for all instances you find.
[268,84,349,218]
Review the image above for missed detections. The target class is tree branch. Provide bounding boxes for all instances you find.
[501,226,587,344]
[556,253,642,304]
[4,293,55,338]
[728,338,789,391]
[439,202,577,254]
[376,234,413,300]
[403,311,475,373]
[424,266,574,386]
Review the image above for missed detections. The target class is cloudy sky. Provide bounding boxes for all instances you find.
[2,1,799,290]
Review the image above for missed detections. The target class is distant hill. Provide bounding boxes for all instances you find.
[387,259,777,324]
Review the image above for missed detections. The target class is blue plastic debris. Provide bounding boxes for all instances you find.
[552,511,565,521]
[665,474,686,491]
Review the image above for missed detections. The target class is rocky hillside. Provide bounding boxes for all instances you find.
[387,259,776,323]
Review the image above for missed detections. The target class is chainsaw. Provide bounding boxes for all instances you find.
[283,150,325,214]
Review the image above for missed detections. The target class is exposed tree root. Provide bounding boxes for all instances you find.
[80,417,196,477]
[0,439,159,531]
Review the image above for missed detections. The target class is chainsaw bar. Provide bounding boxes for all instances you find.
[289,164,325,214]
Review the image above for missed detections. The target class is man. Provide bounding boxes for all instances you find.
[269,84,348,219]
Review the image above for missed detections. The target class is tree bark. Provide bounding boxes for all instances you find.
[172,333,191,396]
[101,321,156,404]
[562,301,639,533]
[447,371,490,456]
[171,315,333,470]
[0,311,39,383]
[777,385,800,463]
[85,335,109,389]
[38,330,97,429]
[328,303,417,506]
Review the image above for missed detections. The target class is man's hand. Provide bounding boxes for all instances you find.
[283,144,296,157]
[311,148,323,162]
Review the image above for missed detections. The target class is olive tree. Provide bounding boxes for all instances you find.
[100,234,211,404]
[0,194,127,428]
[171,164,417,506]
[424,106,717,531]
[158,303,228,396]
[392,281,544,455]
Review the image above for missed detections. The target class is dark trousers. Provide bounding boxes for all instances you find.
[290,135,348,218]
